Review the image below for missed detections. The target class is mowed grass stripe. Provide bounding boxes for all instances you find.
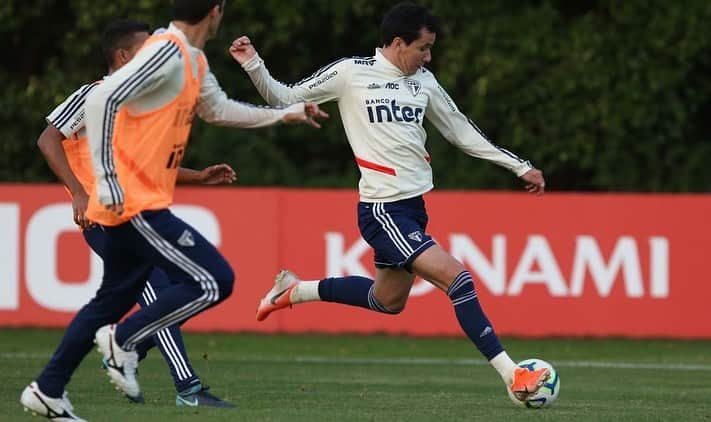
[4,330,711,422]
[3,352,711,371]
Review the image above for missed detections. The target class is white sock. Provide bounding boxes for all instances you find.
[490,351,518,385]
[289,281,321,304]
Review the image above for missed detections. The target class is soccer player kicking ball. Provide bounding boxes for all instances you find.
[21,0,328,420]
[230,2,549,401]
[21,20,238,420]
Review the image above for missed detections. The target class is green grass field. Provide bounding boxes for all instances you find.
[2,329,710,421]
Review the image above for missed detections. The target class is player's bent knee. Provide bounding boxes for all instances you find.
[212,265,235,300]
[374,297,405,315]
[384,305,404,315]
[218,277,235,300]
[217,279,234,300]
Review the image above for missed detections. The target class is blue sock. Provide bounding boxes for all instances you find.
[136,274,200,392]
[448,271,503,360]
[318,276,401,314]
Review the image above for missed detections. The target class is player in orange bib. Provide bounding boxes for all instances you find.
[20,1,328,420]
[20,20,239,420]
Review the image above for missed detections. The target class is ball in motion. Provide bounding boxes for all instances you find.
[507,358,560,408]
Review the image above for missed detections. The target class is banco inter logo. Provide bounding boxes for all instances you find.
[365,98,424,123]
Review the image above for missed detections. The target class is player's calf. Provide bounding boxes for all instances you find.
[257,270,405,321]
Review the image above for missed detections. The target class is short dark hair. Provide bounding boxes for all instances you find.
[380,2,440,46]
[101,19,150,67]
[173,0,224,24]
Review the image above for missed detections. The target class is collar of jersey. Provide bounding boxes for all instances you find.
[165,22,194,49]
[374,48,408,78]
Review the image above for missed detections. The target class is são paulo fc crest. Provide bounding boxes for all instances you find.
[405,79,422,97]
[178,229,195,247]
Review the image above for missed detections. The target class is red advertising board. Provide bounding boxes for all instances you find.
[1,184,709,338]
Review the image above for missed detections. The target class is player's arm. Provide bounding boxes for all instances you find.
[196,67,328,129]
[229,35,348,107]
[85,40,181,213]
[40,83,99,228]
[425,79,545,195]
[177,164,236,185]
[37,125,81,194]
[37,125,94,228]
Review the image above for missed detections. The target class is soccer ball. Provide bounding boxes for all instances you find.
[507,358,560,408]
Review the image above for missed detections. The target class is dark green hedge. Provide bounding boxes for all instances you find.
[1,0,709,191]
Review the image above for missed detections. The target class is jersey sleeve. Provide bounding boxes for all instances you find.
[45,82,100,137]
[241,53,351,106]
[85,39,182,206]
[425,75,533,176]
[196,60,305,128]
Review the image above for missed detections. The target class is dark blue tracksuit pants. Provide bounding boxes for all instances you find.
[36,209,234,397]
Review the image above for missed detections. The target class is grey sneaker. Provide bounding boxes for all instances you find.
[176,384,235,408]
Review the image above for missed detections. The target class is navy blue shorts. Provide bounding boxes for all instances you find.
[358,195,436,271]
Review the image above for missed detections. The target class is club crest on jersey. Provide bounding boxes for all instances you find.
[408,231,423,242]
[405,79,422,97]
[178,230,195,247]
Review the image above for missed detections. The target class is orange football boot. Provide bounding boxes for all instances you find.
[256,270,299,321]
[510,367,550,400]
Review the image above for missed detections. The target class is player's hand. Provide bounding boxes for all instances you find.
[229,36,257,64]
[197,163,237,185]
[71,190,95,230]
[283,102,330,128]
[97,179,124,215]
[521,168,545,196]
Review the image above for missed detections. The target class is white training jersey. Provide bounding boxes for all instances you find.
[46,81,100,139]
[241,48,533,203]
[85,23,305,205]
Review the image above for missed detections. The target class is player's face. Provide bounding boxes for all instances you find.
[399,28,435,75]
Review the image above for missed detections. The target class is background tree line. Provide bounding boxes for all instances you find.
[1,0,709,192]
